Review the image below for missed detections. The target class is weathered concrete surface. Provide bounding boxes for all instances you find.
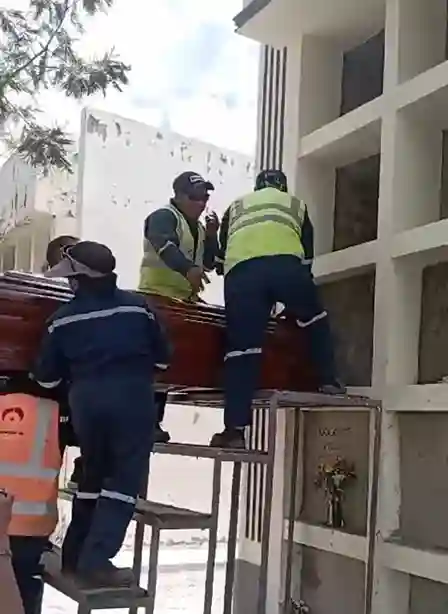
[233,559,260,614]
[320,273,375,386]
[399,412,448,550]
[419,262,448,383]
[333,154,380,251]
[439,132,448,219]
[301,547,365,614]
[340,30,385,116]
[300,411,369,534]
[409,576,448,614]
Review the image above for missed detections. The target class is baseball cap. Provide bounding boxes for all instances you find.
[44,241,116,279]
[255,169,288,192]
[173,171,214,194]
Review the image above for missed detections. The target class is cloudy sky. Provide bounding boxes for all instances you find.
[15,0,260,156]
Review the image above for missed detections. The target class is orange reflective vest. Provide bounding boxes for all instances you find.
[0,394,61,536]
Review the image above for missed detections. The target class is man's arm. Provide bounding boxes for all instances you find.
[32,321,66,388]
[301,208,314,269]
[215,207,230,276]
[203,234,219,272]
[144,304,172,371]
[145,209,195,277]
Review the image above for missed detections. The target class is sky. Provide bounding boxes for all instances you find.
[7,0,260,156]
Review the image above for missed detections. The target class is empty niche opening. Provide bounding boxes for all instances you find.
[333,154,380,251]
[418,262,448,383]
[319,272,375,387]
[301,547,365,614]
[399,412,448,551]
[409,575,448,614]
[340,30,384,117]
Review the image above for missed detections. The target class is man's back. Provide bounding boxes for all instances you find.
[36,280,170,384]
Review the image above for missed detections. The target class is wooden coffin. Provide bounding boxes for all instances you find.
[0,271,317,392]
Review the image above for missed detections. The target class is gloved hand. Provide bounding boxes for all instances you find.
[186,266,210,295]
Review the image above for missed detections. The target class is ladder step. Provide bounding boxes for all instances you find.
[135,499,213,530]
[58,489,213,530]
[42,548,149,610]
[154,441,269,464]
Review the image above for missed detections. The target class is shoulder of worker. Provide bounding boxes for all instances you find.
[44,300,77,328]
[144,205,178,227]
[114,288,152,308]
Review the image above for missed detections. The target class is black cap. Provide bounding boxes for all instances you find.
[173,171,214,194]
[45,241,116,279]
[255,169,288,192]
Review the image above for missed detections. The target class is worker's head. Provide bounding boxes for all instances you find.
[44,235,79,270]
[255,169,288,193]
[172,171,215,220]
[44,240,116,291]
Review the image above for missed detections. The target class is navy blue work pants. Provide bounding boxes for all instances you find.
[223,255,337,428]
[62,376,155,573]
[10,536,47,614]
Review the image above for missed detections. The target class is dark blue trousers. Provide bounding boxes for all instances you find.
[62,376,155,573]
[10,536,47,614]
[223,255,337,428]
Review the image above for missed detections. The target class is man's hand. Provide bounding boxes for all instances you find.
[0,490,12,540]
[205,211,220,236]
[186,267,210,295]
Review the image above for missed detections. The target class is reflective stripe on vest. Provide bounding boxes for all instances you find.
[224,187,307,275]
[139,204,205,300]
[0,394,60,537]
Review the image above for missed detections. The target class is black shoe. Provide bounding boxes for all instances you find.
[318,380,347,395]
[76,563,137,589]
[210,428,246,449]
[154,423,170,444]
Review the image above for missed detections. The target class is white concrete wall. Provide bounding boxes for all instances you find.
[239,0,448,613]
[77,107,255,304]
[0,152,78,273]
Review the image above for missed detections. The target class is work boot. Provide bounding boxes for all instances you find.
[67,456,83,491]
[76,562,137,589]
[154,423,171,444]
[319,380,346,395]
[210,428,246,450]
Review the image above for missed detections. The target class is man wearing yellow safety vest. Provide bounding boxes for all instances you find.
[139,171,219,442]
[211,169,345,449]
[0,376,61,614]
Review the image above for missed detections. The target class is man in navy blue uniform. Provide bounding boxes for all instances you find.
[33,241,170,589]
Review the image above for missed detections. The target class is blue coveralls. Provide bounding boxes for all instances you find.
[218,208,337,429]
[33,276,170,574]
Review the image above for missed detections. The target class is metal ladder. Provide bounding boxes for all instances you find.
[43,389,379,614]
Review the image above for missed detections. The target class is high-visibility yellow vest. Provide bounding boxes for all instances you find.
[139,204,205,301]
[224,187,307,275]
[0,394,61,537]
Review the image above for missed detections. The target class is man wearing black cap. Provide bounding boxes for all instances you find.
[32,241,171,588]
[213,169,344,449]
[138,171,219,443]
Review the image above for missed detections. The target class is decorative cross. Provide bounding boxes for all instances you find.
[314,457,356,528]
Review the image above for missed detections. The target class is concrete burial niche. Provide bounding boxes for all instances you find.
[409,576,448,614]
[300,411,369,534]
[300,547,365,614]
[419,262,448,383]
[320,272,375,387]
[399,412,448,550]
[333,154,380,251]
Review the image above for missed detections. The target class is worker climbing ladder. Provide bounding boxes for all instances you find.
[43,389,380,614]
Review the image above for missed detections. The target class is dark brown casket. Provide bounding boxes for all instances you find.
[0,271,317,392]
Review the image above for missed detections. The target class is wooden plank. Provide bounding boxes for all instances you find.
[42,549,148,610]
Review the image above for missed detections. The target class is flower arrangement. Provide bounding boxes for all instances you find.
[314,457,356,528]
